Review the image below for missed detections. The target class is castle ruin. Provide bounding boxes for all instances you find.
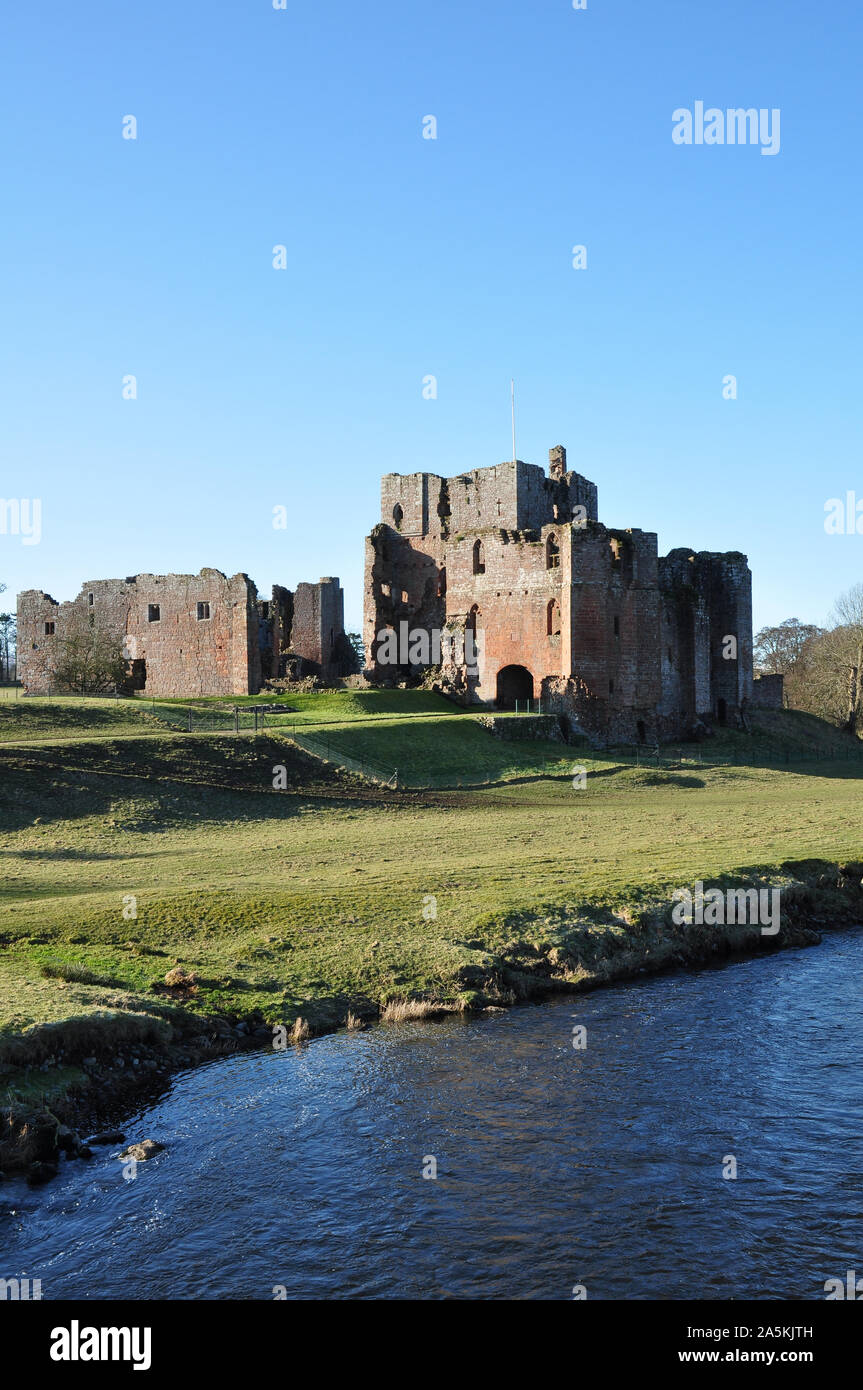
[17,571,348,697]
[363,445,754,741]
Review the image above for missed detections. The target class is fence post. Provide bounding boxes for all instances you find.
[234,707,239,735]
[188,705,192,733]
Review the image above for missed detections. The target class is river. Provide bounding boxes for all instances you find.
[3,929,862,1300]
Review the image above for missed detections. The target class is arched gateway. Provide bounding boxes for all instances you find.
[496,664,534,709]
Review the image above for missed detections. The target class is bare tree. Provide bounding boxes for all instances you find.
[829,584,863,733]
[0,610,16,682]
[768,586,863,732]
[753,618,823,711]
[0,583,15,682]
[52,613,128,694]
[753,618,823,675]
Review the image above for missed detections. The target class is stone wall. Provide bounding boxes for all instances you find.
[658,549,754,731]
[18,570,347,696]
[291,577,346,679]
[752,673,785,708]
[17,571,259,697]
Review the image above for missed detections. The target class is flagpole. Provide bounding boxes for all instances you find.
[511,378,516,463]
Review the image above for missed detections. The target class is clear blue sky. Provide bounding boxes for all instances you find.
[2,0,861,634]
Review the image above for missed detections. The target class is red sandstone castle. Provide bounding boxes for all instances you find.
[17,571,347,697]
[363,446,754,742]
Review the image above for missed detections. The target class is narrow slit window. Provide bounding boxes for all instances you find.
[197,602,211,620]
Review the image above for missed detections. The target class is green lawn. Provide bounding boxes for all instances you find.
[0,691,167,742]
[144,687,461,724]
[1,696,863,1096]
[297,714,578,785]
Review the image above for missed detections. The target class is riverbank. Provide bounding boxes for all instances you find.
[3,696,863,1180]
[9,925,862,1303]
[3,857,862,1181]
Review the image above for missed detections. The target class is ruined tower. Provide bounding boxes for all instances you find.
[363,446,754,741]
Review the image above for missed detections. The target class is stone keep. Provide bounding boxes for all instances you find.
[363,446,754,740]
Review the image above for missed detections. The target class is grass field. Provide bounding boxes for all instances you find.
[2,690,863,1102]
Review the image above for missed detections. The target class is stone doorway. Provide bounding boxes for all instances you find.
[495,664,534,709]
[128,658,147,691]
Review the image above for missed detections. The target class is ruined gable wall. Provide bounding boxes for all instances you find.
[291,578,347,677]
[658,551,712,728]
[18,571,260,697]
[16,591,64,693]
[317,577,346,677]
[658,550,753,727]
[702,553,753,713]
[17,580,131,695]
[261,585,293,681]
[124,570,259,696]
[363,529,445,675]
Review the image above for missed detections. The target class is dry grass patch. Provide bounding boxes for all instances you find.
[381,997,449,1023]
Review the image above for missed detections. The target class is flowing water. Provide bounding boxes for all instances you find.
[3,930,863,1300]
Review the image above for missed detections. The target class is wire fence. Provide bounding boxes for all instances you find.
[140,702,403,786]
[289,730,399,788]
[7,685,863,783]
[617,742,863,770]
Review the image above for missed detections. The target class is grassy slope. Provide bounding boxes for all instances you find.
[1,693,863,1093]
[0,691,168,742]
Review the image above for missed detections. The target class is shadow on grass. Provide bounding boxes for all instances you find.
[0,735,395,832]
[0,848,142,862]
[0,703,160,737]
